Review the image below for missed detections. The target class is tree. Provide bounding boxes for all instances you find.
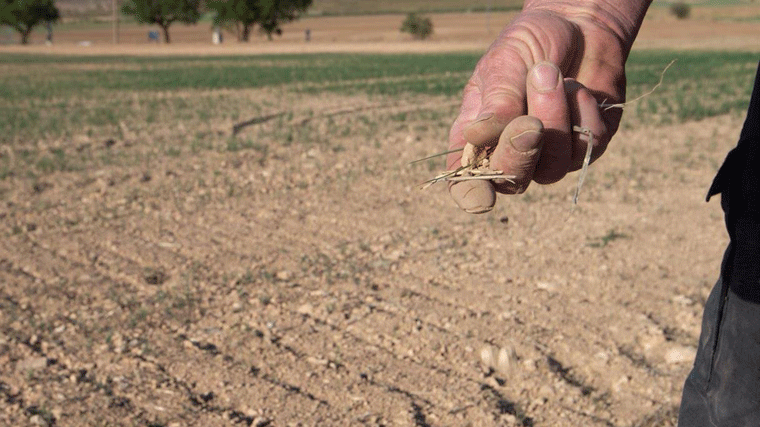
[207,0,259,42]
[669,3,691,20]
[121,0,201,43]
[400,13,433,40]
[258,0,311,41]
[208,0,311,42]
[0,0,60,45]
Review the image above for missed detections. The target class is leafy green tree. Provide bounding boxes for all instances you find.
[400,13,433,40]
[669,2,691,20]
[207,0,259,42]
[121,0,202,43]
[258,0,311,41]
[0,0,60,45]
[208,0,311,42]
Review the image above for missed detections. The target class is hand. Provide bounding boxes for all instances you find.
[448,3,646,213]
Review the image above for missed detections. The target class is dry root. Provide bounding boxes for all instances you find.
[416,60,676,204]
[419,126,595,205]
[420,143,516,189]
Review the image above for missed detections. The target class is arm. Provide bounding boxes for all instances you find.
[448,0,653,213]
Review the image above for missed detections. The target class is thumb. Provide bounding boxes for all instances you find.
[449,179,496,214]
[490,115,544,194]
[448,116,544,213]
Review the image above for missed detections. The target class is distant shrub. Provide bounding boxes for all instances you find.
[670,3,691,19]
[400,13,433,40]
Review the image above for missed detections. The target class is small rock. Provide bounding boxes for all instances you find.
[672,295,694,306]
[296,303,314,316]
[16,356,48,372]
[502,414,518,425]
[665,346,697,364]
[522,358,537,372]
[594,351,610,363]
[531,396,546,408]
[535,281,557,293]
[306,356,329,367]
[111,333,128,353]
[538,385,554,399]
[29,414,47,426]
[275,270,291,281]
[638,328,666,351]
[612,375,630,394]
[496,346,517,376]
[480,345,495,369]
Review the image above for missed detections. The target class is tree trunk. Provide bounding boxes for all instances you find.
[20,27,32,45]
[160,24,171,44]
[241,24,251,42]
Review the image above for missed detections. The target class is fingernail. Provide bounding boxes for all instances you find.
[530,62,560,92]
[473,112,494,123]
[509,129,541,152]
[450,181,495,214]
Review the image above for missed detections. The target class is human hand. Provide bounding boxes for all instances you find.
[448,2,651,213]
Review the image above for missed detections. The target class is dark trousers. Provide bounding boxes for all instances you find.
[678,61,760,426]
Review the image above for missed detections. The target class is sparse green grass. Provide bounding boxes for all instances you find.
[587,229,631,248]
[0,50,755,181]
[1,50,753,121]
[0,53,482,99]
[0,52,481,151]
[623,50,756,126]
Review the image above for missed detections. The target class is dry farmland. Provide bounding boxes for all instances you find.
[1,4,760,427]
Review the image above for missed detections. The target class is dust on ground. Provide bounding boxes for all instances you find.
[0,6,757,427]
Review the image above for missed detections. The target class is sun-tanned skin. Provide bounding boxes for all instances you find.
[448,0,653,213]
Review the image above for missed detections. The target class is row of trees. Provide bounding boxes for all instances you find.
[208,0,311,42]
[0,0,313,44]
[124,0,312,43]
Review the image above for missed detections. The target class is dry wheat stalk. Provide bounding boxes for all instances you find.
[416,60,675,204]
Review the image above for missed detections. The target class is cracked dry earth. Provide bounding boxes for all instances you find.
[0,89,741,426]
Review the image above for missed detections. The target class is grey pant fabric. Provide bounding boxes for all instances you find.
[678,275,760,426]
[677,61,760,426]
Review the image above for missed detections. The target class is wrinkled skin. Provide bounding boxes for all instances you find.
[447,5,637,213]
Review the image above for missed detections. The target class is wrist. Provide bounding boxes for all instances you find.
[522,0,652,53]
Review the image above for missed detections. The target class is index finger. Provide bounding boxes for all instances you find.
[447,52,528,171]
[447,80,484,170]
[461,59,528,148]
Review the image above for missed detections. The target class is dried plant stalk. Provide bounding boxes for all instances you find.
[416,60,675,203]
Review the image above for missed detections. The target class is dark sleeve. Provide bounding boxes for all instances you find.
[706,60,760,204]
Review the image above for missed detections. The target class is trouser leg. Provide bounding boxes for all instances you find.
[678,277,723,427]
[678,60,760,426]
[678,277,760,426]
